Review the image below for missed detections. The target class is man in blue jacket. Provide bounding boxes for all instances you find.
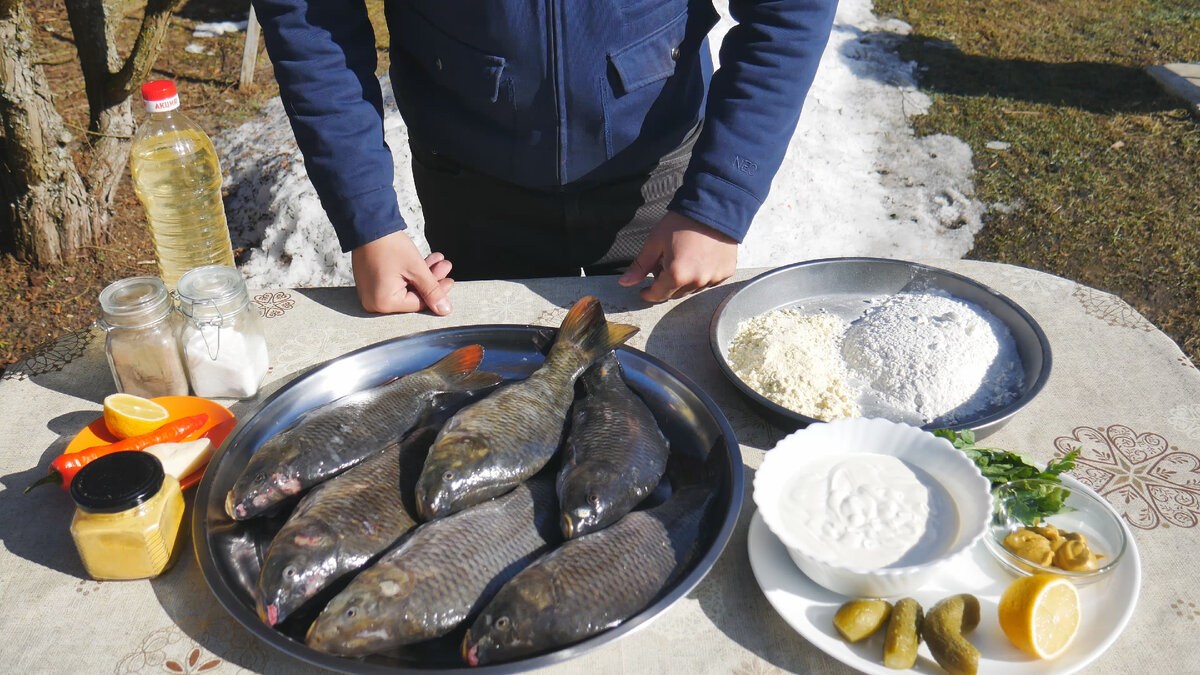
[252,0,837,315]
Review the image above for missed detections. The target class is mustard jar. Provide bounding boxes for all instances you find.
[98,276,189,398]
[69,451,186,581]
[176,265,269,399]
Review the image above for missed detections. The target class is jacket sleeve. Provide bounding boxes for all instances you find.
[251,0,404,252]
[668,0,838,242]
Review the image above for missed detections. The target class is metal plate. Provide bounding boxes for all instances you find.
[193,325,743,674]
[710,258,1051,437]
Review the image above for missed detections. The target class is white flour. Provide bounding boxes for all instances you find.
[727,310,860,420]
[841,291,1023,425]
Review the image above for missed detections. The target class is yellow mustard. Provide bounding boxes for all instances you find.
[69,451,185,580]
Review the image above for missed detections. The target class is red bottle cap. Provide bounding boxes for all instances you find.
[141,80,180,112]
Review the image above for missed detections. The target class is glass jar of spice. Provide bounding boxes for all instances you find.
[99,276,189,398]
[176,265,269,399]
[68,451,185,580]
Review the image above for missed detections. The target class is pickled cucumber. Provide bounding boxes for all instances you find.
[882,597,923,669]
[922,594,981,675]
[833,599,893,643]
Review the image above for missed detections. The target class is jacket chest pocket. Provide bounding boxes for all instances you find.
[602,7,712,160]
[390,7,507,104]
[608,10,689,97]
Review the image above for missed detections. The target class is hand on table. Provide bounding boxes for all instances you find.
[351,230,455,315]
[618,211,738,302]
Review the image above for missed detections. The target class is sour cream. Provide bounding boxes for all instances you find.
[778,453,958,569]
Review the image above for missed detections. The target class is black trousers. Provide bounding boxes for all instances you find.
[409,126,698,281]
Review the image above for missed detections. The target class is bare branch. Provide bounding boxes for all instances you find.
[108,0,186,103]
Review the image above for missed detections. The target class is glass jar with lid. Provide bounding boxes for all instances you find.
[99,276,189,398]
[69,451,186,580]
[176,264,269,399]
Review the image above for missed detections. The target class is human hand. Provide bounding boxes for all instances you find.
[351,230,454,315]
[617,211,738,302]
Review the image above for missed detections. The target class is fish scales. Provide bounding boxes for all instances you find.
[417,297,638,520]
[305,475,561,657]
[558,353,669,538]
[427,372,572,489]
[463,487,713,665]
[226,344,501,520]
[255,427,436,627]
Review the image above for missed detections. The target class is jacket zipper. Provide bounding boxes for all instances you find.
[548,0,565,185]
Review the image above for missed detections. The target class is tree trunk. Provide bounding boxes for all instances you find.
[67,0,180,221]
[0,0,96,265]
[0,0,185,267]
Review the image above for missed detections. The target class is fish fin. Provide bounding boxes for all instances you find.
[664,434,726,489]
[580,352,624,394]
[530,327,557,356]
[554,297,639,366]
[428,344,486,377]
[426,346,505,392]
[450,369,506,392]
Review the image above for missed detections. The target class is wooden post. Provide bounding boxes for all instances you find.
[239,5,261,89]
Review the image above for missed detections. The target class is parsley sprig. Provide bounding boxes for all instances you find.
[933,429,1081,526]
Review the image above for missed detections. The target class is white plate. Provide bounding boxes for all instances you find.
[747,476,1141,674]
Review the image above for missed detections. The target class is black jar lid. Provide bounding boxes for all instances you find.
[70,451,165,513]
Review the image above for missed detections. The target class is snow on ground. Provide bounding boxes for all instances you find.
[216,0,984,289]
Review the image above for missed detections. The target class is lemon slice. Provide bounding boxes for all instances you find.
[998,574,1081,659]
[103,393,170,439]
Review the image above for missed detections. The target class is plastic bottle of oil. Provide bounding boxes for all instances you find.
[130,80,234,290]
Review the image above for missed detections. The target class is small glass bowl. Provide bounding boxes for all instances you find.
[985,477,1127,585]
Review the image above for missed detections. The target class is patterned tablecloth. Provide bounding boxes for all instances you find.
[2,260,1197,674]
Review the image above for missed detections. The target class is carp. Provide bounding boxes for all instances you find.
[557,352,669,538]
[305,475,560,657]
[416,297,637,520]
[225,344,501,520]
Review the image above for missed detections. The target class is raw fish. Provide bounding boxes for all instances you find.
[558,352,669,538]
[416,297,637,520]
[226,344,501,520]
[305,475,560,657]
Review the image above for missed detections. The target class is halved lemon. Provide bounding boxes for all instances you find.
[103,393,170,439]
[997,574,1081,659]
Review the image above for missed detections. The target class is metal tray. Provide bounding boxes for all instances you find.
[193,325,743,674]
[710,258,1051,437]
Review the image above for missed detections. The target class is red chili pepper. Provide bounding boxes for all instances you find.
[25,413,209,493]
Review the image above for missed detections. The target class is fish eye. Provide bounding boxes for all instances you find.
[254,473,266,484]
[283,565,297,579]
[495,616,510,630]
[442,470,455,482]
[587,493,600,506]
[345,607,358,620]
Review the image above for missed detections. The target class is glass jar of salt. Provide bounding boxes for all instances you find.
[99,276,189,398]
[176,265,269,399]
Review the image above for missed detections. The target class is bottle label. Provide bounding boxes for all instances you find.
[145,95,180,113]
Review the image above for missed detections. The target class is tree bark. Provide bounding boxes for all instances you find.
[0,0,187,266]
[67,0,181,232]
[0,0,95,265]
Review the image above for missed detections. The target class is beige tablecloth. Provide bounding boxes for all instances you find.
[2,260,1197,674]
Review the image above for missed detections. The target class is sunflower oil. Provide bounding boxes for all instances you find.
[130,80,234,290]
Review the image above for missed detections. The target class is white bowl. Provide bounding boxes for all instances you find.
[753,418,991,597]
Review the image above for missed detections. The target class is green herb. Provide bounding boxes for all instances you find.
[933,429,1081,526]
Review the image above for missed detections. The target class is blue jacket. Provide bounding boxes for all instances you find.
[251,0,837,251]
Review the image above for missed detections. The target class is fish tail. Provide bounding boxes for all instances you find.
[553,297,639,369]
[581,352,624,393]
[428,345,505,392]
[665,434,727,489]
